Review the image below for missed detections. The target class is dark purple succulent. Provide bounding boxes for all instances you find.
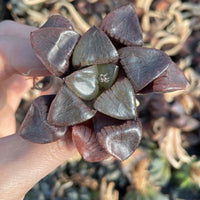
[18,4,188,162]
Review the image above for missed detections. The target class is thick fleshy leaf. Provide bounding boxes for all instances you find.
[139,62,189,93]
[18,95,68,144]
[72,120,110,162]
[97,63,119,90]
[101,4,143,46]
[118,46,171,92]
[94,78,137,120]
[47,85,96,126]
[31,27,80,76]
[72,26,119,67]
[41,15,74,29]
[93,113,142,161]
[65,65,99,101]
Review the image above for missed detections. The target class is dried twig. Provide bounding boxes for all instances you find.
[53,1,90,33]
[160,127,192,169]
[23,0,47,5]
[100,177,119,200]
[131,157,151,193]
[137,0,192,56]
[70,174,98,190]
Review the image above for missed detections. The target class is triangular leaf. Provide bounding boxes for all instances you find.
[65,65,99,101]
[139,62,189,93]
[18,95,68,143]
[72,120,110,162]
[97,63,119,90]
[41,15,74,29]
[119,46,171,92]
[72,26,119,67]
[31,27,80,76]
[93,113,142,161]
[94,78,137,120]
[47,85,96,126]
[101,4,143,46]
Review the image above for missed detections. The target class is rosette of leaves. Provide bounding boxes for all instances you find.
[18,4,188,162]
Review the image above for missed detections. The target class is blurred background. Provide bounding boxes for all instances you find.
[1,0,200,199]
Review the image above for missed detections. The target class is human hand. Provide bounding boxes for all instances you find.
[0,20,77,200]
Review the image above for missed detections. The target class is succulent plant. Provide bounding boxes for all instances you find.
[18,4,188,162]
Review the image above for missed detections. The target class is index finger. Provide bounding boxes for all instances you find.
[0,21,51,80]
[0,20,37,39]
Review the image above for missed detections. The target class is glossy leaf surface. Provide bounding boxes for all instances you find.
[47,85,96,126]
[72,120,110,162]
[97,63,119,90]
[41,15,74,29]
[72,26,119,67]
[18,95,68,144]
[31,27,80,76]
[93,113,142,161]
[65,65,99,101]
[19,3,189,163]
[94,78,137,120]
[101,4,143,46]
[119,46,171,92]
[139,62,189,93]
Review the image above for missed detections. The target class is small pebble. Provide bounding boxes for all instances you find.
[64,187,79,200]
[40,182,52,198]
[80,187,91,200]
[106,169,121,182]
[24,188,45,200]
[53,198,68,200]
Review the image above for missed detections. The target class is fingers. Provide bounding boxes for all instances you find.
[0,131,78,200]
[0,74,33,110]
[0,21,78,200]
[0,104,16,137]
[0,20,37,39]
[0,21,51,80]
[0,36,50,80]
[0,75,34,137]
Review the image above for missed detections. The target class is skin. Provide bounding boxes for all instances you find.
[0,20,78,200]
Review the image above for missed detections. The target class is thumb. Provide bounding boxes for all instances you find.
[0,20,51,80]
[0,36,51,80]
[0,131,78,200]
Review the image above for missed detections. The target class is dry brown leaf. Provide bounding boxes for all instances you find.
[70,174,98,190]
[160,127,192,168]
[131,157,151,193]
[100,177,119,200]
